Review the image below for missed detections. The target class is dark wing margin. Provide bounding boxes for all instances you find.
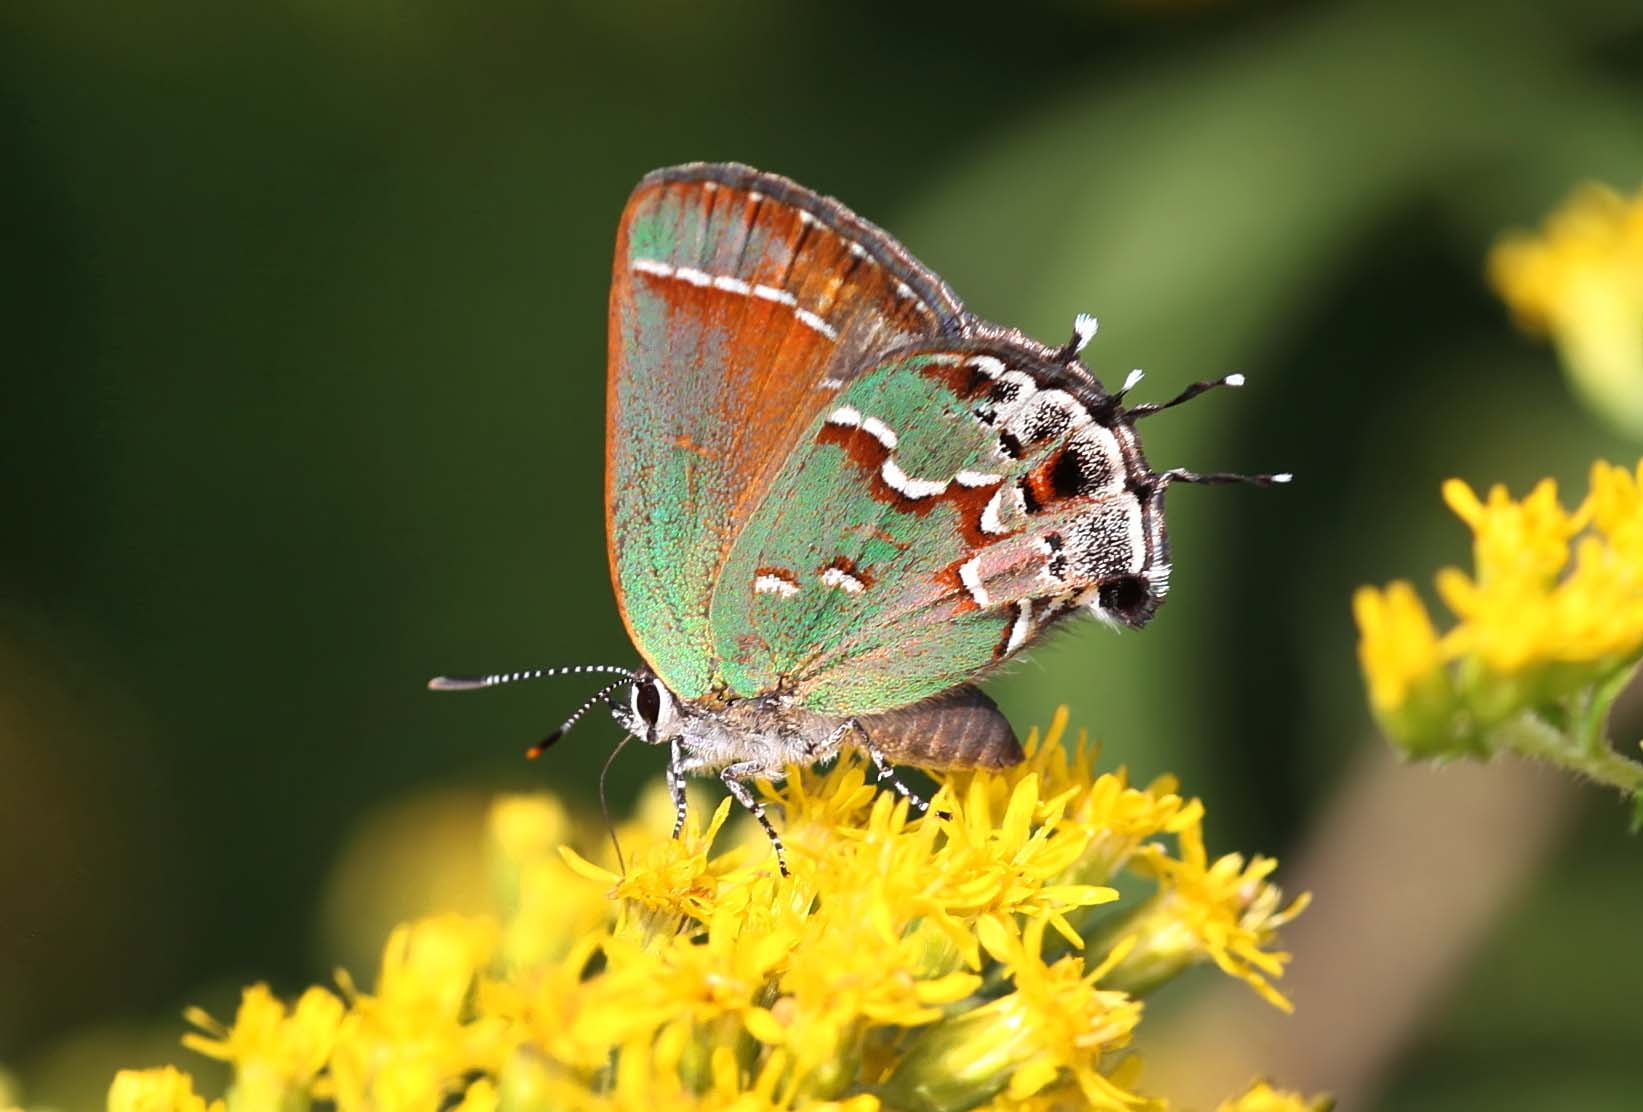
[641,162,970,336]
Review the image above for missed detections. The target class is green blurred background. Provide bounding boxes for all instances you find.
[4,0,1642,1107]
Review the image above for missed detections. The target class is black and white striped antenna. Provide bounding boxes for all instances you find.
[427,664,635,692]
[525,676,634,759]
[427,663,638,757]
[1125,371,1247,420]
[1123,371,1293,489]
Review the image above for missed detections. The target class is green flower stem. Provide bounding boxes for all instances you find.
[1490,709,1643,799]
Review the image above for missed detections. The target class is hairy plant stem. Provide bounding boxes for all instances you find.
[1491,708,1643,799]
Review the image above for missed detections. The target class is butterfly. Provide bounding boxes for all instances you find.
[432,162,1286,874]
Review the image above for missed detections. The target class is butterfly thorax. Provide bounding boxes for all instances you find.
[610,668,1026,779]
[609,670,845,779]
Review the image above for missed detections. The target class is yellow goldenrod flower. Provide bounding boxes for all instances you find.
[561,796,756,939]
[1355,463,1643,802]
[326,914,509,1112]
[922,773,1118,961]
[1441,477,1588,590]
[113,712,1307,1111]
[107,1067,224,1112]
[1588,458,1643,555]
[882,916,1143,1111]
[942,708,1199,910]
[1350,581,1449,727]
[1110,821,1309,1012]
[1489,182,1643,438]
[1214,1080,1334,1112]
[1434,477,1618,689]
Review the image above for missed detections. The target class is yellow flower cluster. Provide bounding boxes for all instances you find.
[1354,462,1643,793]
[1488,182,1643,437]
[108,711,1311,1112]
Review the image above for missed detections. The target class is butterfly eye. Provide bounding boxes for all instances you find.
[634,679,663,727]
[1097,575,1156,627]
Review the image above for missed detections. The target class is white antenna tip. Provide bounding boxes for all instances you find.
[1223,373,1246,388]
[427,675,489,691]
[1271,472,1294,484]
[1121,368,1145,393]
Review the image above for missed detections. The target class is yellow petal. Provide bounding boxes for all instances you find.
[556,844,620,885]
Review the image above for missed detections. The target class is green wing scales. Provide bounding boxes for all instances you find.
[710,340,1171,714]
[605,164,962,700]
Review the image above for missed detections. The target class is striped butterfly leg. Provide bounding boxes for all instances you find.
[667,735,689,839]
[833,719,950,820]
[719,762,791,878]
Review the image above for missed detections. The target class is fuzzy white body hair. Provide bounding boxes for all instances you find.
[611,686,846,780]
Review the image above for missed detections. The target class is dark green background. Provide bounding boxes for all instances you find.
[4,0,1642,1107]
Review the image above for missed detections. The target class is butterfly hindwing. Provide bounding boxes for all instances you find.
[710,339,1171,714]
[606,164,965,699]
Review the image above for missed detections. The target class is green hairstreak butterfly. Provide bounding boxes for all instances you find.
[433,163,1287,874]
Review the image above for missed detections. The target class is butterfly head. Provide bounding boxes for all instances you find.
[1096,367,1292,630]
[608,668,683,745]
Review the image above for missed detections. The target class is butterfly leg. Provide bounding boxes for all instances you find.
[842,720,950,820]
[667,735,688,839]
[719,763,789,878]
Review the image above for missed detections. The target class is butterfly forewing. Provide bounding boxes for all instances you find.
[710,340,1165,715]
[607,163,967,700]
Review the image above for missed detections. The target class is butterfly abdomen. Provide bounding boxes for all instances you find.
[857,684,1024,771]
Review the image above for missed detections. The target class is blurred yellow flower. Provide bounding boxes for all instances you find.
[1354,461,1643,801]
[326,914,510,1111]
[490,793,612,970]
[1434,476,1614,678]
[1489,182,1643,438]
[106,1066,224,1112]
[0,1066,22,1112]
[181,983,342,1109]
[1587,456,1643,560]
[1214,1079,1334,1112]
[111,712,1309,1110]
[1351,580,1446,717]
[451,1076,500,1111]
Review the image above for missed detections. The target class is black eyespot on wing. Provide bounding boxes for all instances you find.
[1048,447,1087,500]
[1098,575,1156,626]
[636,679,662,726]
